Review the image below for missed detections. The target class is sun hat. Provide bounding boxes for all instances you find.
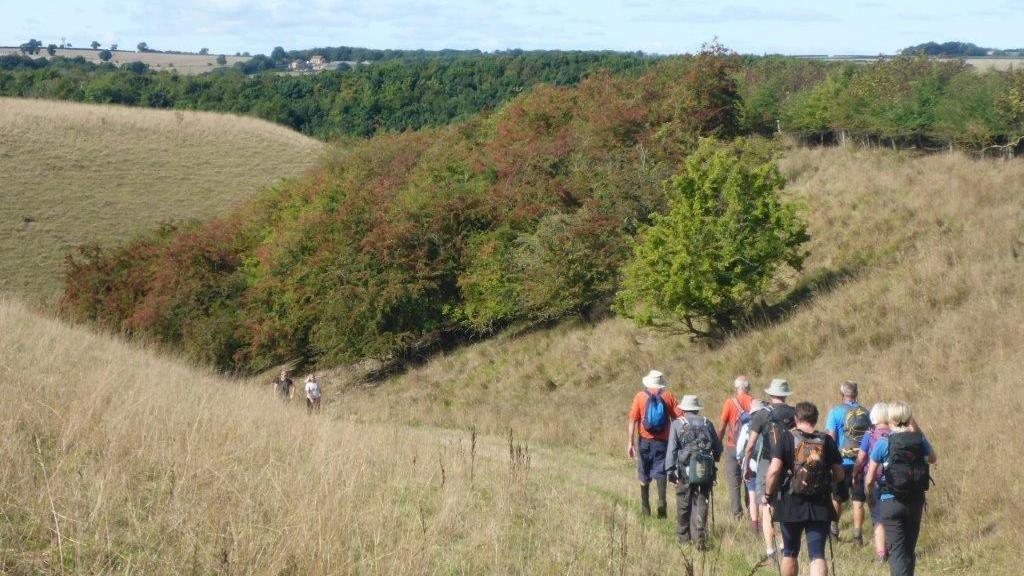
[679,395,703,412]
[764,378,793,397]
[642,370,667,389]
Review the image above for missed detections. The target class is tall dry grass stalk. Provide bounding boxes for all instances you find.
[0,97,323,299]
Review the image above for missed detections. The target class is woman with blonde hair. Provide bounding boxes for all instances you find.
[865,402,937,576]
[304,374,322,414]
[855,402,890,561]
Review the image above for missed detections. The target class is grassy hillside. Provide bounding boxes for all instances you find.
[0,47,248,74]
[1,145,1021,574]
[0,98,323,299]
[0,297,742,574]
[331,145,1024,574]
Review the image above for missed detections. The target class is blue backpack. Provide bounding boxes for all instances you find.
[643,390,668,434]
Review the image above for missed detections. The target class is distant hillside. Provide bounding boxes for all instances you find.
[0,98,323,299]
[0,46,247,74]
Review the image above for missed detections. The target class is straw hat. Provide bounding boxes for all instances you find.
[679,395,703,412]
[642,370,667,389]
[764,378,793,397]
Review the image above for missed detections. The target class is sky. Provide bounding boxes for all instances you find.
[3,0,1023,56]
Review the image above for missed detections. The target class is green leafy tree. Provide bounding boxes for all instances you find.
[270,46,286,61]
[46,44,57,56]
[199,47,209,55]
[91,41,101,50]
[98,49,113,62]
[616,139,809,337]
[20,39,42,55]
[137,42,149,52]
[110,43,118,50]
[216,54,227,65]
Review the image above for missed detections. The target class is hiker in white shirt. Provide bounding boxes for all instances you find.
[305,374,322,413]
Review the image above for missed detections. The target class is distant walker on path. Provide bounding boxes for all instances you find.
[274,369,294,401]
[305,374,322,413]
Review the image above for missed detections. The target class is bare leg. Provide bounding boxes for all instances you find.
[809,557,828,576]
[874,523,886,557]
[853,501,865,536]
[781,556,798,576]
[761,505,776,553]
[748,491,758,522]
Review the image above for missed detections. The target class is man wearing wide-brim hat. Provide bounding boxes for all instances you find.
[666,395,722,549]
[627,370,680,518]
[742,378,798,560]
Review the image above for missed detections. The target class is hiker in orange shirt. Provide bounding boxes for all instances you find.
[627,370,680,517]
[717,375,754,519]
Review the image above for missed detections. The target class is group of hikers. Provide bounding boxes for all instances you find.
[272,368,322,413]
[628,370,936,576]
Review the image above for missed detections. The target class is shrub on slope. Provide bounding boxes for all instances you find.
[62,51,747,372]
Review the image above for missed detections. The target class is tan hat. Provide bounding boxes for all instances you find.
[679,395,703,412]
[764,378,793,397]
[642,370,667,389]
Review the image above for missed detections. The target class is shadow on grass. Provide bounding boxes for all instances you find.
[744,264,858,331]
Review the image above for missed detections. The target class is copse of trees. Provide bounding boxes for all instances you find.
[60,50,751,372]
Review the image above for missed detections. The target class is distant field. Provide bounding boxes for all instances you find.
[0,97,323,299]
[961,58,1024,71]
[0,47,248,74]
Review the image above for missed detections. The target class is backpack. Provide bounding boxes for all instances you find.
[755,405,794,465]
[726,397,751,445]
[642,390,668,434]
[680,416,717,486]
[788,430,832,497]
[840,405,871,459]
[859,427,890,480]
[883,432,931,499]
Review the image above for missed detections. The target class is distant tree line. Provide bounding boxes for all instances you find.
[901,41,1024,57]
[0,52,655,139]
[2,50,1023,150]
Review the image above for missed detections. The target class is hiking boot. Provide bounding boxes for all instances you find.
[656,505,667,519]
[853,532,864,547]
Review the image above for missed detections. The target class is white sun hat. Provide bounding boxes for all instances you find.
[642,370,667,389]
[679,395,703,412]
[764,378,793,397]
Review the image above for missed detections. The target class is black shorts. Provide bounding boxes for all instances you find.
[781,520,829,560]
[833,466,866,503]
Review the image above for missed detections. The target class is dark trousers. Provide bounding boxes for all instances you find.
[676,482,710,546]
[723,445,743,516]
[880,497,925,576]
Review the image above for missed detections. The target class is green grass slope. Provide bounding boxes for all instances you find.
[0,97,323,299]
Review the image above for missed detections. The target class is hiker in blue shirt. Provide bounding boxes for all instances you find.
[825,381,870,544]
[865,402,937,576]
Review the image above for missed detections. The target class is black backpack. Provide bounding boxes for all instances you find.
[884,432,931,499]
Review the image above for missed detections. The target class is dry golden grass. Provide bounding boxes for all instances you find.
[0,48,247,75]
[0,97,323,300]
[0,297,751,575]
[2,144,1022,574]
[332,145,1024,574]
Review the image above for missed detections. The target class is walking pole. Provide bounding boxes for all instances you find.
[828,531,838,576]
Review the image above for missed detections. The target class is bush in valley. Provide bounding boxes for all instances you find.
[61,49,746,372]
[615,138,809,337]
